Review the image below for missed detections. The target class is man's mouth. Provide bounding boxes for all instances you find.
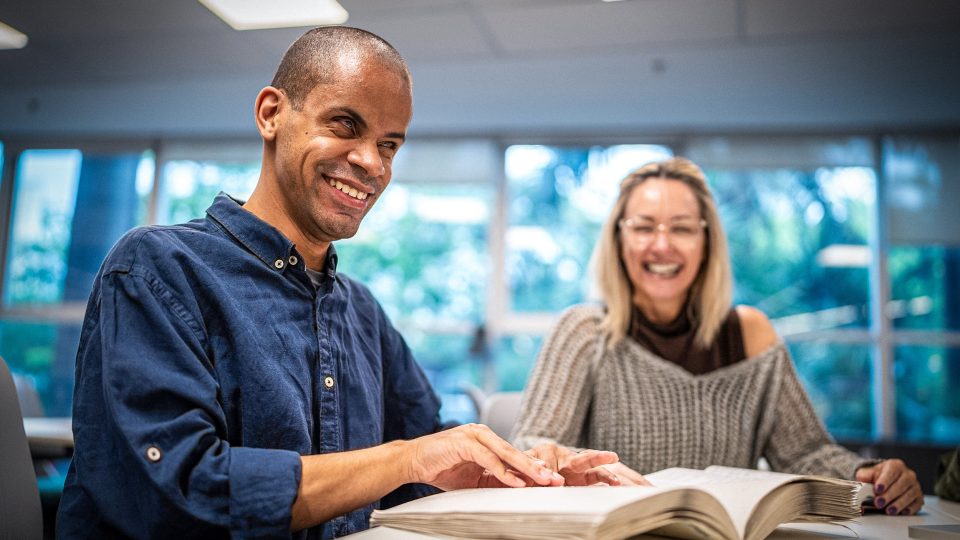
[328,178,369,201]
[643,262,681,277]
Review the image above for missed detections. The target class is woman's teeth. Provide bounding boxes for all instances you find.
[330,179,368,200]
[645,263,681,276]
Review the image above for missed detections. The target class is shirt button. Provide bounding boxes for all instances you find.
[274,259,285,269]
[324,376,335,389]
[288,255,299,266]
[146,446,162,462]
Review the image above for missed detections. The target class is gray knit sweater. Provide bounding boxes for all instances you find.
[512,304,871,480]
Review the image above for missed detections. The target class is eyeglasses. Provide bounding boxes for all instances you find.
[618,217,707,248]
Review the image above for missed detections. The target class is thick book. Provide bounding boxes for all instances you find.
[369,466,866,540]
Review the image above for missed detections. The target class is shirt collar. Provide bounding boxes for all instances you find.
[205,192,338,277]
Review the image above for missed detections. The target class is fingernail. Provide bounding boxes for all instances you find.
[875,484,885,494]
[552,472,564,482]
[886,506,898,515]
[875,497,886,507]
[900,508,911,516]
[539,468,553,480]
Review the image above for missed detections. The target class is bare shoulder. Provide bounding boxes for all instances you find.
[735,305,779,358]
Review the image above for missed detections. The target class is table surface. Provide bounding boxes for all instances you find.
[22,416,74,458]
[346,495,960,540]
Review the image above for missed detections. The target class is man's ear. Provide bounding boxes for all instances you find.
[255,86,284,141]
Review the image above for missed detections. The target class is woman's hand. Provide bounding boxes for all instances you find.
[855,459,924,516]
[599,461,650,486]
[525,444,622,486]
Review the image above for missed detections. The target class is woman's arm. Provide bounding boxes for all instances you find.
[742,305,923,515]
[735,305,778,358]
[512,306,605,452]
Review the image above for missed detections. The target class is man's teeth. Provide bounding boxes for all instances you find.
[330,179,368,200]
[645,263,681,276]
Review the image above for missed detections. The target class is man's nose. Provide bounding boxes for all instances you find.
[348,139,386,178]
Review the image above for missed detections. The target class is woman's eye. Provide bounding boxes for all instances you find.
[672,226,696,235]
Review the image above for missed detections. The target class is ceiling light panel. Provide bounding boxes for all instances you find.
[0,20,28,50]
[198,0,348,30]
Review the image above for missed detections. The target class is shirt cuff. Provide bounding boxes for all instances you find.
[229,446,302,539]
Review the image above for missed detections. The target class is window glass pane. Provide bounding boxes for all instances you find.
[2,147,153,415]
[0,320,79,416]
[895,345,960,445]
[158,160,260,224]
[4,150,82,305]
[5,149,153,306]
[403,331,480,424]
[788,342,872,441]
[889,246,960,331]
[885,135,960,245]
[505,144,673,313]
[334,141,498,420]
[711,166,874,329]
[337,183,492,327]
[495,334,544,392]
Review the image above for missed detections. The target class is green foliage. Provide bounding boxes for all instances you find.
[6,208,71,305]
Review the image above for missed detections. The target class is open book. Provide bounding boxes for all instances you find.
[370,466,866,540]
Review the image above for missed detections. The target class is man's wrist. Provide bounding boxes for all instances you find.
[389,439,419,486]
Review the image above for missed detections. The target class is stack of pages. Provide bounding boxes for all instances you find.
[370,466,865,540]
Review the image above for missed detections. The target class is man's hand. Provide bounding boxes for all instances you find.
[855,459,924,516]
[404,424,564,491]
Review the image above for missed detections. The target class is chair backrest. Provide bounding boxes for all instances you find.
[480,391,524,441]
[0,356,43,539]
[12,374,45,418]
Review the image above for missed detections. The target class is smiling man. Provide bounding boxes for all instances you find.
[56,27,620,540]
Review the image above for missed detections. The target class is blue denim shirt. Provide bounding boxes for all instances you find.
[57,193,444,539]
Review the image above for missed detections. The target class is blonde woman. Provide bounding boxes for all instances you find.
[513,157,923,516]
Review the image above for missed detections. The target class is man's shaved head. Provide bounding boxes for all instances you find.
[270,26,411,110]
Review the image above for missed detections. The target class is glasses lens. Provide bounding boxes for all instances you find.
[620,219,705,247]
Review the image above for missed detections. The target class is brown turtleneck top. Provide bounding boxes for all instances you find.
[628,306,745,375]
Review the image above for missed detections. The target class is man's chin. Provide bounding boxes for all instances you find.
[320,221,362,242]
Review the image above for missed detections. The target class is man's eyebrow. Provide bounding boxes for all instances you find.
[337,107,406,141]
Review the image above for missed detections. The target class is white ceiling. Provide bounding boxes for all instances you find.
[0,0,958,138]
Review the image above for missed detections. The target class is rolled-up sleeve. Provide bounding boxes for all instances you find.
[77,264,301,538]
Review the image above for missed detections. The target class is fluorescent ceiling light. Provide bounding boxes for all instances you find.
[198,0,348,31]
[0,20,28,50]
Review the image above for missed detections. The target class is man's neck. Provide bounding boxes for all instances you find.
[243,184,331,272]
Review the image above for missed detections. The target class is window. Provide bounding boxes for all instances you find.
[337,141,498,422]
[504,144,673,313]
[0,145,155,416]
[156,141,262,224]
[884,135,960,445]
[0,134,956,445]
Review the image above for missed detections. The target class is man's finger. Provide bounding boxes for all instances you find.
[466,442,528,488]
[473,426,561,486]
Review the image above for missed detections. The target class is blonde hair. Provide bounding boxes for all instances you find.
[593,157,732,349]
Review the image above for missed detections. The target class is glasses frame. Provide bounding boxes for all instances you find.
[617,217,708,248]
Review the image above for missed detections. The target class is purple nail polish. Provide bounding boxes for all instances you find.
[875,497,886,507]
[900,508,911,516]
[875,484,886,494]
[886,506,898,515]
